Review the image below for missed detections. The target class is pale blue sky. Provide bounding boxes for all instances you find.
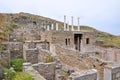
[0,0,120,35]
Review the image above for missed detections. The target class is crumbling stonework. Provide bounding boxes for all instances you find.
[104,64,120,80]
[68,69,98,80]
[0,65,3,79]
[23,62,46,80]
[33,62,56,80]
[38,48,51,62]
[2,42,23,58]
[24,48,39,64]
[0,50,10,67]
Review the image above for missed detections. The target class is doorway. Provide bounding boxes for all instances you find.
[74,34,82,51]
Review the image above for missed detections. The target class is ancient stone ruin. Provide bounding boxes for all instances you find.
[0,14,120,80]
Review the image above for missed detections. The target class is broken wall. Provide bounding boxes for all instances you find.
[104,64,120,80]
[33,62,56,80]
[69,69,98,80]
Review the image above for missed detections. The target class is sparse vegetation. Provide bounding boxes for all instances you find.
[0,45,6,51]
[80,26,120,48]
[3,68,16,80]
[10,59,24,72]
[45,55,55,63]
[13,72,33,80]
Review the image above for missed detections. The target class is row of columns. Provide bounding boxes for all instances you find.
[46,15,81,31]
[47,23,59,31]
[64,15,80,31]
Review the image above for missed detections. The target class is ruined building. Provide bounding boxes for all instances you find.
[1,13,120,80]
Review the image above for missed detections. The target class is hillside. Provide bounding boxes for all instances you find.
[80,26,120,48]
[0,12,120,47]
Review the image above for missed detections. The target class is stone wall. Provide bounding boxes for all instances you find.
[0,50,10,67]
[2,42,23,58]
[104,64,120,80]
[41,31,96,53]
[41,31,75,48]
[33,62,56,80]
[24,48,39,64]
[81,31,96,53]
[95,46,120,62]
[0,65,3,79]
[38,49,51,62]
[24,40,50,50]
[23,62,46,80]
[68,69,98,80]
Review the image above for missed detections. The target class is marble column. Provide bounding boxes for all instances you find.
[64,15,66,31]
[78,17,80,31]
[71,16,74,31]
[56,23,59,31]
[51,23,54,30]
[47,25,50,31]
[67,21,69,31]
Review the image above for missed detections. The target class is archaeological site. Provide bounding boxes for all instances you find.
[0,12,120,80]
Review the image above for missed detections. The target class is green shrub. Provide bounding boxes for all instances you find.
[3,68,16,80]
[10,59,24,72]
[0,45,6,51]
[13,72,33,80]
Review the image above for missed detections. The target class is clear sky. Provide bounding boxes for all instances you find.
[0,0,120,35]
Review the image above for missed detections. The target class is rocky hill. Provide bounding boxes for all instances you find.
[0,12,120,47]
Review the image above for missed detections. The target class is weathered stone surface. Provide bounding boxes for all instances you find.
[0,50,10,67]
[33,62,56,80]
[23,62,46,80]
[24,49,39,64]
[104,64,120,80]
[0,65,3,79]
[38,48,51,62]
[2,42,23,58]
[68,69,98,80]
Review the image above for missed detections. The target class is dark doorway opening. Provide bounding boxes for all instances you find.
[86,38,90,44]
[65,38,67,45]
[74,34,82,51]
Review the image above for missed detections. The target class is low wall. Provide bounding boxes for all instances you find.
[33,62,56,80]
[23,62,46,80]
[24,48,39,64]
[104,64,120,80]
[68,69,98,80]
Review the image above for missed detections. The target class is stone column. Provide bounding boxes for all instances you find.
[71,16,74,31]
[56,23,59,31]
[67,21,69,31]
[51,23,54,30]
[47,25,50,31]
[64,15,66,31]
[78,17,80,31]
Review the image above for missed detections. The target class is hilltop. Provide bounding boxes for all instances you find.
[0,12,120,47]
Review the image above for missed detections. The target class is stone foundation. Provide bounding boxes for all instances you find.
[24,48,39,64]
[104,64,120,80]
[33,62,56,80]
[23,62,46,80]
[69,69,98,80]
